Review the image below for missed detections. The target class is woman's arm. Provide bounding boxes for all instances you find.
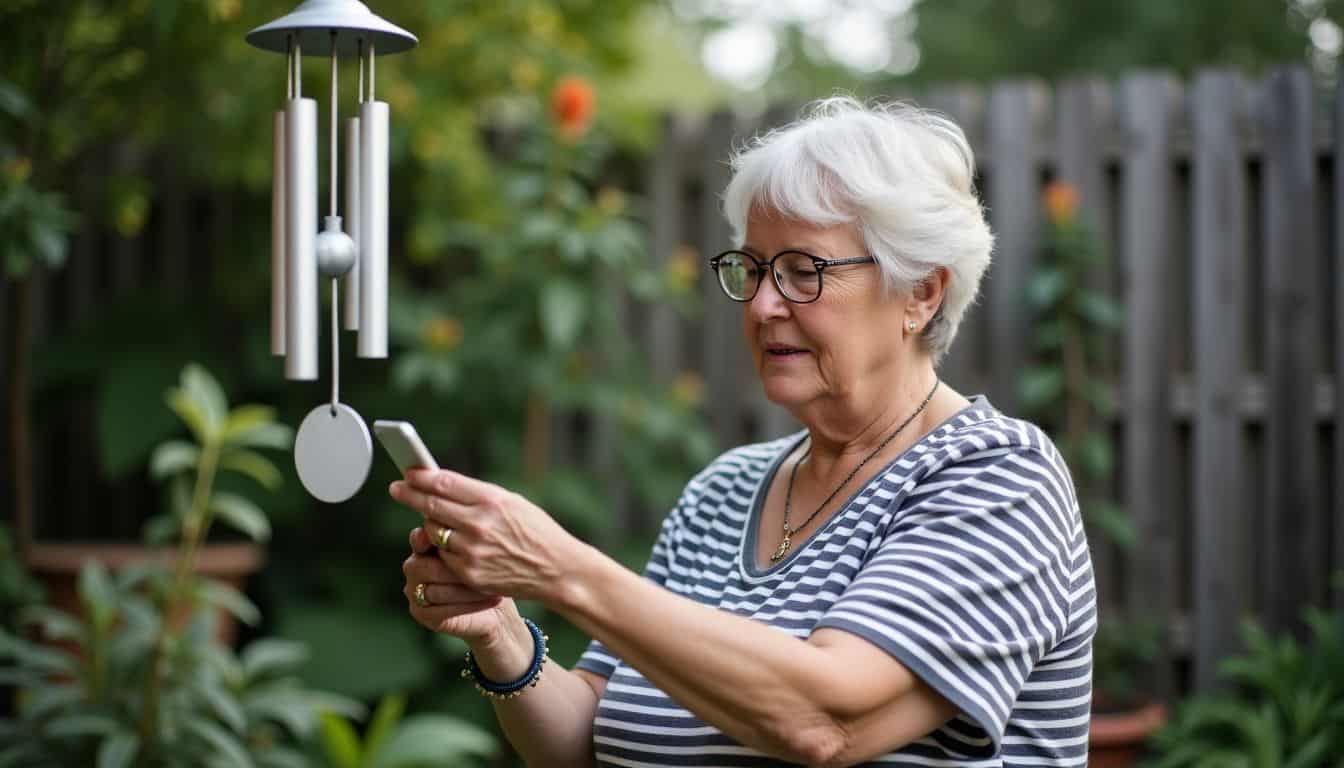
[394,473,954,766]
[554,545,956,766]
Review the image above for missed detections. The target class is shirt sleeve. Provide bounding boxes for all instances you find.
[812,444,1078,751]
[574,495,683,679]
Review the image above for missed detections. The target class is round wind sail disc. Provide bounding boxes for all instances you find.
[294,402,372,503]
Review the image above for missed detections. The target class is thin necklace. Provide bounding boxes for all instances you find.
[770,378,940,563]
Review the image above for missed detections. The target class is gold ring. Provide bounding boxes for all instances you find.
[433,526,454,550]
[414,582,430,607]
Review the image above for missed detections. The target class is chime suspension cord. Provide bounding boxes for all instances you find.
[329,31,340,413]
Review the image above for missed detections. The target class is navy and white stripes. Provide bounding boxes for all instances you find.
[578,398,1095,766]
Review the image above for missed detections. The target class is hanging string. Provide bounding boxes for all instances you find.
[329,31,338,218]
[331,279,339,412]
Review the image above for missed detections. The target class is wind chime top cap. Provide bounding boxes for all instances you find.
[246,0,417,56]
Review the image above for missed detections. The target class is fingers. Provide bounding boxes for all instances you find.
[409,526,434,553]
[390,480,473,529]
[405,468,500,505]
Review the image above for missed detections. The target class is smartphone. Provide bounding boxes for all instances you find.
[372,420,440,474]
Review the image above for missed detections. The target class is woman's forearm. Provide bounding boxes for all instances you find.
[471,617,600,768]
[550,544,915,765]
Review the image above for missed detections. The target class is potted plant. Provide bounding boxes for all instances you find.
[1144,584,1344,767]
[1022,181,1166,763]
[0,366,364,765]
[26,364,288,647]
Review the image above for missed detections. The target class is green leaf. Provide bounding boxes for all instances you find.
[194,677,247,734]
[167,390,211,446]
[317,712,363,768]
[1018,366,1064,411]
[1077,291,1124,331]
[78,562,117,630]
[367,715,497,767]
[197,579,261,627]
[540,279,588,351]
[241,639,309,682]
[20,683,84,719]
[181,364,229,437]
[363,694,407,761]
[184,717,254,768]
[274,606,432,700]
[210,492,271,542]
[1079,431,1115,477]
[150,440,200,480]
[20,606,83,643]
[1026,267,1068,308]
[96,731,138,768]
[221,405,277,442]
[245,686,363,738]
[219,449,282,489]
[228,423,293,452]
[558,229,588,263]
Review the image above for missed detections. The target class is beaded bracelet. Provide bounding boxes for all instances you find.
[460,617,549,700]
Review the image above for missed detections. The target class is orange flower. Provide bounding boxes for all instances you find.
[551,76,596,140]
[1043,182,1079,224]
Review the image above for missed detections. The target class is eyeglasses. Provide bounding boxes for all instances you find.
[708,250,876,304]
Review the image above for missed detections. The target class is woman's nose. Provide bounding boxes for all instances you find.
[748,271,791,320]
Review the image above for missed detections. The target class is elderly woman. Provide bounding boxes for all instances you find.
[392,97,1094,766]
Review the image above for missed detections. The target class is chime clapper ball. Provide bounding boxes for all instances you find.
[316,215,358,277]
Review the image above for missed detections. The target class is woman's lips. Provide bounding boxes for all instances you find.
[764,345,809,359]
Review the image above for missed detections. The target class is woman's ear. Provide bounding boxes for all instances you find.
[912,267,950,318]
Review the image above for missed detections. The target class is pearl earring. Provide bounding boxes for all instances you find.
[907,320,918,332]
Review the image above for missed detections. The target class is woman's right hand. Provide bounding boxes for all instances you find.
[403,526,515,645]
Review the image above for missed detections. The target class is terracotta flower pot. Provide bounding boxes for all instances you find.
[1089,700,1167,768]
[25,541,265,647]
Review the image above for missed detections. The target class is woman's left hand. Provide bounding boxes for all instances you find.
[390,469,586,604]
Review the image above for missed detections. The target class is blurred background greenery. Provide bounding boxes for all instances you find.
[3,0,1343,766]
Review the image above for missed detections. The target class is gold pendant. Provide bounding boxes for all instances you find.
[770,528,792,562]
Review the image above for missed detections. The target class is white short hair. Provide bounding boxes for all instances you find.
[722,96,994,363]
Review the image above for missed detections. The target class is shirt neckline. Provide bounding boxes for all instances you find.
[737,394,996,582]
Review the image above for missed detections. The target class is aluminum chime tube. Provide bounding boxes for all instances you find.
[285,39,319,381]
[358,41,388,359]
[271,107,287,356]
[342,44,362,332]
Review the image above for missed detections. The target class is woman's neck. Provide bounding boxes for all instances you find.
[796,366,948,483]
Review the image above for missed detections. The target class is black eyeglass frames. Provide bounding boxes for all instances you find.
[708,250,876,303]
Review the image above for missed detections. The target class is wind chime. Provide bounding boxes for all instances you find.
[246,1,416,503]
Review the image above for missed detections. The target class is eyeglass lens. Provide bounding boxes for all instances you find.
[717,252,821,302]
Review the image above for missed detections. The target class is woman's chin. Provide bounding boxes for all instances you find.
[758,375,813,409]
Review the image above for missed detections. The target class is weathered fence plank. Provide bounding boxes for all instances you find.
[1336,71,1344,613]
[1191,70,1253,692]
[648,113,688,385]
[1260,67,1325,629]
[699,110,744,450]
[1055,76,1117,606]
[1119,72,1177,698]
[924,83,985,395]
[985,81,1041,414]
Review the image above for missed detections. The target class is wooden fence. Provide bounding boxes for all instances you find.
[636,66,1342,695]
[2,66,1341,697]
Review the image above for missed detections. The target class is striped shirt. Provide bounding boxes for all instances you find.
[577,397,1096,766]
